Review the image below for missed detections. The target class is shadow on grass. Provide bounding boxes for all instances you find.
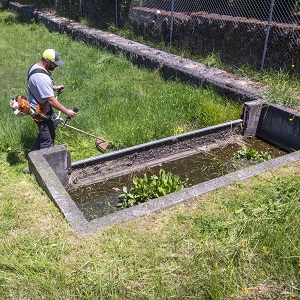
[6,133,35,166]
[6,150,24,166]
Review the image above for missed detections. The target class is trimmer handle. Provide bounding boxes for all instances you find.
[66,107,79,122]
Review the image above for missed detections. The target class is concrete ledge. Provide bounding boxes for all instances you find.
[9,1,33,19]
[28,145,88,234]
[28,143,300,235]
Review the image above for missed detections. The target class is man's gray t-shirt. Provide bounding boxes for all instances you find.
[28,63,54,113]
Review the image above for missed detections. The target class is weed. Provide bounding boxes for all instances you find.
[235,145,271,162]
[263,70,300,108]
[118,169,189,208]
[202,52,222,68]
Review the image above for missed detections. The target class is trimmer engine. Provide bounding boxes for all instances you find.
[10,95,35,117]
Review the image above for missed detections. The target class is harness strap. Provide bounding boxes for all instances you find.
[27,67,52,81]
[27,67,54,121]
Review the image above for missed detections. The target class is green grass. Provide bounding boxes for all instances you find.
[1,152,299,299]
[0,8,300,300]
[108,24,300,110]
[0,10,240,162]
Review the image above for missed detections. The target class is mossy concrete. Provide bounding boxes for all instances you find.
[28,145,88,234]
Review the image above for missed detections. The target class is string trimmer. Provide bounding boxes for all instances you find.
[9,92,110,152]
[55,109,110,152]
[53,91,109,152]
[55,107,109,152]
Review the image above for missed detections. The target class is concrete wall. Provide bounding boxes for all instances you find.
[4,1,300,71]
[129,7,300,71]
[242,100,300,152]
[256,104,300,152]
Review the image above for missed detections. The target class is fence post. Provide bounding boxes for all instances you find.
[79,0,82,18]
[170,0,174,46]
[115,0,118,27]
[261,0,276,70]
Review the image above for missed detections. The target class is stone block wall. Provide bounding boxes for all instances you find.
[6,0,300,71]
[130,7,300,71]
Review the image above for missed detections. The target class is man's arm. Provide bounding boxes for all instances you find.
[47,96,76,118]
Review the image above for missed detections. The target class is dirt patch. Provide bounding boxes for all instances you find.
[66,126,243,189]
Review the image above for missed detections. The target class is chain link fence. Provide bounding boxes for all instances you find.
[129,0,300,70]
[10,0,300,70]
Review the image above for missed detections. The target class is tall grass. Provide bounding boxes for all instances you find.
[109,24,300,110]
[0,10,240,161]
[1,150,299,299]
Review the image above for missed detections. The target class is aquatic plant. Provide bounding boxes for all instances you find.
[235,145,271,162]
[118,169,189,208]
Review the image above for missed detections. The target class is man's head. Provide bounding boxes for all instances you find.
[42,49,64,71]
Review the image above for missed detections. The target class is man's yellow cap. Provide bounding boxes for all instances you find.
[42,49,64,66]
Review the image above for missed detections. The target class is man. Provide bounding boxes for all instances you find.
[28,49,77,151]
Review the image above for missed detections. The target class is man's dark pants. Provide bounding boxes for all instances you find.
[30,118,56,151]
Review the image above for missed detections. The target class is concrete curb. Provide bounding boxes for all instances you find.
[84,150,300,234]
[28,137,300,235]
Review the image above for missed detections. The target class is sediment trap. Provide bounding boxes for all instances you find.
[28,117,300,235]
[6,2,300,234]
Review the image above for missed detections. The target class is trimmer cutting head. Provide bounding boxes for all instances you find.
[96,137,110,152]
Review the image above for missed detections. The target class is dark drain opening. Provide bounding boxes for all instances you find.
[68,137,285,222]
